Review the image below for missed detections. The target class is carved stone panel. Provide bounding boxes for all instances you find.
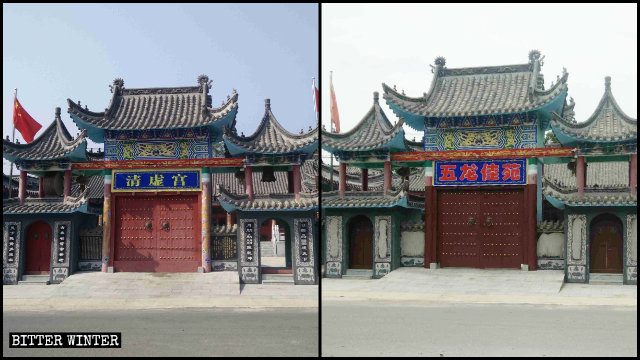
[565,215,587,283]
[325,216,342,263]
[374,262,390,278]
[50,221,72,284]
[294,218,316,285]
[374,216,392,263]
[626,214,637,285]
[326,261,342,278]
[238,218,260,284]
[3,222,21,284]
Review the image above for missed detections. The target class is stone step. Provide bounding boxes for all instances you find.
[343,269,373,280]
[589,274,623,285]
[19,275,50,285]
[261,274,294,284]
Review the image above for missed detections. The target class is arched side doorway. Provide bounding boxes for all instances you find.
[25,221,53,274]
[590,214,623,274]
[348,215,373,269]
[260,218,292,272]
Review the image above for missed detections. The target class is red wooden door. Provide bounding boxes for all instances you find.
[437,191,480,268]
[156,195,200,272]
[590,215,623,273]
[114,197,155,271]
[349,216,373,269]
[478,190,523,269]
[114,195,200,272]
[25,221,52,273]
[438,189,524,269]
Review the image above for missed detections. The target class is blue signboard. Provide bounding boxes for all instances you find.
[434,158,526,186]
[112,169,201,192]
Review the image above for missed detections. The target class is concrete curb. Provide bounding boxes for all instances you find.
[321,290,638,307]
[3,296,318,312]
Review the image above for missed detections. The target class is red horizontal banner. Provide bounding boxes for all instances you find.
[72,157,245,170]
[391,147,575,163]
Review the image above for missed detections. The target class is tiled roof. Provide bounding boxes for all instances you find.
[211,157,317,197]
[383,51,568,118]
[3,188,89,214]
[321,164,426,192]
[586,162,629,188]
[211,224,237,235]
[85,149,104,161]
[3,174,39,196]
[543,161,630,190]
[322,183,409,208]
[551,77,637,143]
[216,185,318,211]
[223,99,317,156]
[71,175,104,199]
[542,178,635,207]
[543,163,576,189]
[3,108,87,162]
[537,220,564,233]
[322,92,406,152]
[68,76,238,131]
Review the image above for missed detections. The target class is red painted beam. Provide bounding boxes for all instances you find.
[391,147,576,163]
[72,157,245,170]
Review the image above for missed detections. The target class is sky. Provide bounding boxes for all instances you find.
[321,3,637,164]
[3,3,318,174]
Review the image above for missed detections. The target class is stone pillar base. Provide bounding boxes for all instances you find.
[521,264,529,271]
[429,262,440,269]
[107,266,114,273]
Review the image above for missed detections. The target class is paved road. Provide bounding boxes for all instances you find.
[322,302,637,357]
[4,307,318,357]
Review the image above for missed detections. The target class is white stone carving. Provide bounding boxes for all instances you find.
[537,233,564,258]
[327,216,342,260]
[627,215,637,265]
[377,219,388,259]
[569,215,586,262]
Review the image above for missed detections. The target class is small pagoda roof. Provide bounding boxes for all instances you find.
[3,108,87,163]
[68,75,238,142]
[216,185,318,212]
[542,161,634,208]
[223,99,318,156]
[322,181,423,209]
[3,188,91,214]
[537,220,564,233]
[322,92,408,153]
[550,77,637,145]
[382,51,568,130]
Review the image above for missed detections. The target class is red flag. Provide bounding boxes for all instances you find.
[330,72,340,133]
[13,98,42,143]
[312,78,319,119]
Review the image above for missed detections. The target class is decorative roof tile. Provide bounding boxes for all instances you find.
[223,98,317,156]
[586,162,629,188]
[68,76,238,135]
[211,224,237,235]
[537,220,564,233]
[322,182,411,208]
[216,185,318,212]
[71,175,104,199]
[3,108,87,162]
[383,51,568,124]
[543,163,576,189]
[551,77,637,144]
[322,92,406,152]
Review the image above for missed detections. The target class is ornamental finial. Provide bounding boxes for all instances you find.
[113,78,124,88]
[373,91,379,102]
[528,49,541,63]
[434,56,446,67]
[55,107,61,117]
[265,98,271,110]
[197,74,209,85]
[605,76,611,90]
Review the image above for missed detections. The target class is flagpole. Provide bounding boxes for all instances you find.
[329,71,334,191]
[8,88,17,198]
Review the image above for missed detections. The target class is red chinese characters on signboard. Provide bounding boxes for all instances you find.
[434,159,526,185]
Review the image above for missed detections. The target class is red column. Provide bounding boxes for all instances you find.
[63,169,72,201]
[339,162,346,198]
[576,156,585,196]
[293,164,301,201]
[245,166,254,202]
[102,175,112,272]
[424,167,434,268]
[226,213,232,227]
[383,161,391,195]
[630,154,637,196]
[39,176,45,198]
[361,168,368,191]
[18,170,26,205]
[526,161,538,271]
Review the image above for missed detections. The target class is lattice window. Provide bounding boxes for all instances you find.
[79,226,102,260]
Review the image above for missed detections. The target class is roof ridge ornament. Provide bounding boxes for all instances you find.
[110,78,124,93]
[197,74,212,91]
[373,91,379,103]
[604,76,611,90]
[265,98,271,110]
